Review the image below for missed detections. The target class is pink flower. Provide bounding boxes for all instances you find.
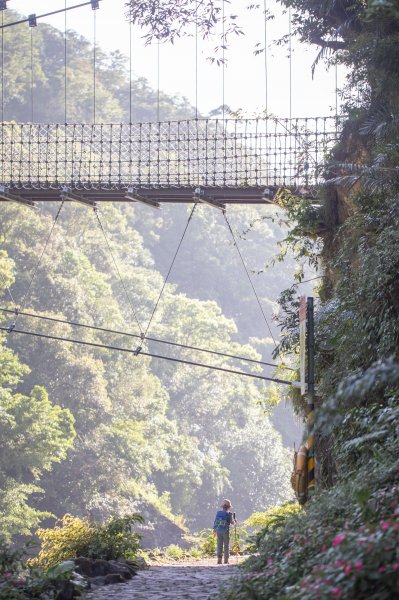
[332,533,345,546]
[355,560,363,571]
[344,565,352,575]
[379,566,387,573]
[380,521,390,530]
[267,558,273,564]
[392,563,399,571]
[332,588,343,598]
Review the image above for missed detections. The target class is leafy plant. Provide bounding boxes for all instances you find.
[197,528,217,556]
[35,513,143,567]
[0,538,86,600]
[163,544,185,560]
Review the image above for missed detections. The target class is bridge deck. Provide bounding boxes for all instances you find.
[0,117,341,206]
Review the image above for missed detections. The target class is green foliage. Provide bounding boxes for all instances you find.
[36,513,143,567]
[0,539,86,600]
[0,338,75,541]
[197,529,217,557]
[163,544,185,560]
[244,502,302,530]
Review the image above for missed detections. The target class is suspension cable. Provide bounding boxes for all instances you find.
[93,6,96,124]
[0,274,17,307]
[222,0,225,121]
[30,27,34,122]
[1,8,4,123]
[129,19,132,124]
[288,7,292,120]
[157,38,160,122]
[263,0,268,117]
[0,307,293,370]
[195,4,198,119]
[223,212,277,348]
[143,203,196,340]
[0,326,293,385]
[94,208,144,336]
[64,0,67,123]
[0,1,103,29]
[7,201,65,333]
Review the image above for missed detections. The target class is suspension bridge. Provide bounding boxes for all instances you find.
[0,116,341,208]
[0,0,340,392]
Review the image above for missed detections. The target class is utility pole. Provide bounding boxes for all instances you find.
[307,297,315,495]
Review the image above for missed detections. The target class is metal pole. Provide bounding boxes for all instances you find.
[307,296,315,495]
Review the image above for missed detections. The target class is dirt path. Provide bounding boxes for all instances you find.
[85,558,239,600]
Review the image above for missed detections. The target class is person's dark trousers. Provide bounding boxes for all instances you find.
[216,531,230,563]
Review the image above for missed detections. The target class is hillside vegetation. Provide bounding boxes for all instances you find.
[218,0,399,597]
[0,10,302,543]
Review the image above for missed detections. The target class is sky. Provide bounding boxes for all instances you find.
[9,0,345,119]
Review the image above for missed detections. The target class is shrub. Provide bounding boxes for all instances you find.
[36,513,143,567]
[164,544,184,560]
[198,528,217,556]
[0,538,86,599]
[244,502,302,530]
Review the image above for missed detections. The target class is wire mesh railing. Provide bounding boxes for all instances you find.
[1,117,343,191]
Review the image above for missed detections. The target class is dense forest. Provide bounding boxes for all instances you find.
[0,9,302,545]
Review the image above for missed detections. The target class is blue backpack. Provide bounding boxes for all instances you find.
[213,510,231,534]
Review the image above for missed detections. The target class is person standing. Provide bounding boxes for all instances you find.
[213,499,235,564]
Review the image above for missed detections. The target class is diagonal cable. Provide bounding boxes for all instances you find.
[143,203,197,340]
[223,211,277,348]
[7,200,65,333]
[94,207,144,336]
[0,271,17,308]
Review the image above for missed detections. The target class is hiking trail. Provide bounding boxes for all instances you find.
[85,558,240,600]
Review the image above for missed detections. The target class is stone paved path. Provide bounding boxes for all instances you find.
[85,559,239,600]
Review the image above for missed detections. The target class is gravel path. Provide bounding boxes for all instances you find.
[85,559,239,600]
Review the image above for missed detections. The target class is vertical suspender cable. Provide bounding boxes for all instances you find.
[129,20,132,123]
[222,0,225,121]
[30,27,34,122]
[93,7,96,124]
[64,0,67,123]
[157,39,160,122]
[1,8,4,124]
[263,0,268,117]
[288,7,292,121]
[263,0,268,180]
[195,14,198,119]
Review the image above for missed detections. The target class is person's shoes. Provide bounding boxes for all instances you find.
[217,559,222,564]
[224,561,229,564]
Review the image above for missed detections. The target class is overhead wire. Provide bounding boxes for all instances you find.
[142,203,197,340]
[94,208,144,336]
[0,307,294,370]
[223,212,277,348]
[0,326,293,386]
[6,201,65,333]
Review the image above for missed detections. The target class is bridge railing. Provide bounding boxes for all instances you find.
[1,117,342,191]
